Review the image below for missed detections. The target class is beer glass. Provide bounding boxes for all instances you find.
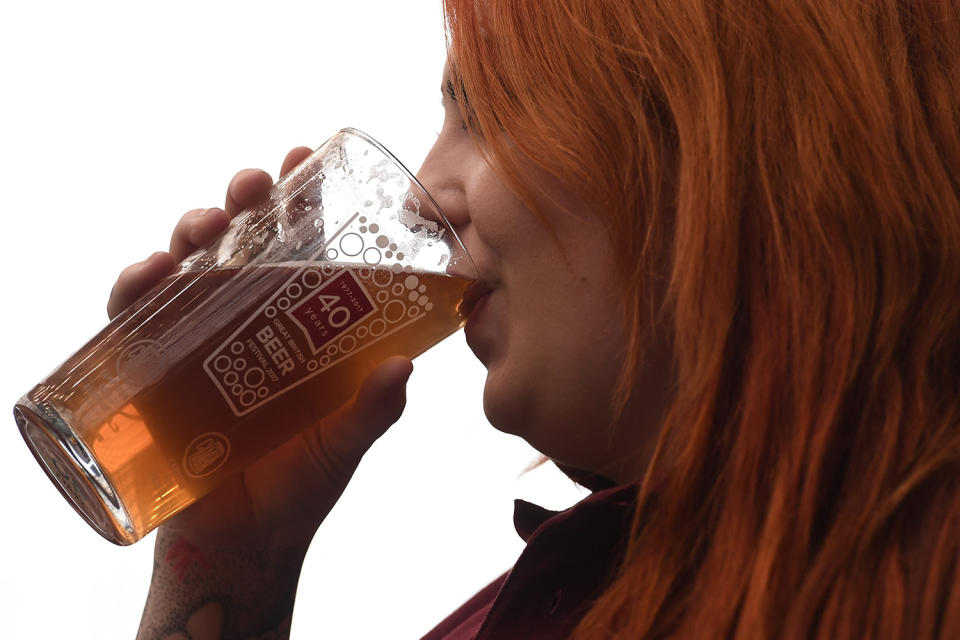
[14,128,477,545]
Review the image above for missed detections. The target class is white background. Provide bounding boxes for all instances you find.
[0,1,587,638]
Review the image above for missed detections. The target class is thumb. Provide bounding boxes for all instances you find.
[304,356,413,481]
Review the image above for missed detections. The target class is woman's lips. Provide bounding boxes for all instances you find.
[464,291,490,327]
[459,280,493,320]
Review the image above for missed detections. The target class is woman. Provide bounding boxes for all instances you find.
[118,0,960,637]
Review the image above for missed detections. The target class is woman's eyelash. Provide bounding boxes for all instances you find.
[445,79,469,130]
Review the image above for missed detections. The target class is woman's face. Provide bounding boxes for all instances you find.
[416,66,672,482]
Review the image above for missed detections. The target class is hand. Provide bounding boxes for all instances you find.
[108,148,414,551]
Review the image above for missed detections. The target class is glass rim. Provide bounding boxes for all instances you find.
[337,127,478,280]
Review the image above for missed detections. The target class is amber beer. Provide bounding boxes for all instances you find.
[20,261,471,542]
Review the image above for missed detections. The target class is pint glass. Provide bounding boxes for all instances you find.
[14,129,477,544]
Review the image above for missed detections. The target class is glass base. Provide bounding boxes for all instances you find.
[15,398,136,545]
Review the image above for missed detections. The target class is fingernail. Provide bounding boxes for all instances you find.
[197,208,210,216]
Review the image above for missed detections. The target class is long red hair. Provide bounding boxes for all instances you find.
[442,0,960,637]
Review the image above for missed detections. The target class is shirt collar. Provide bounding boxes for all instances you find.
[512,479,639,544]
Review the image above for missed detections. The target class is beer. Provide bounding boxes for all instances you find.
[19,262,471,541]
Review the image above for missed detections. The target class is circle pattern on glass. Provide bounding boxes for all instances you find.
[339,335,357,353]
[340,233,363,256]
[244,368,265,387]
[363,247,382,265]
[384,300,405,323]
[302,269,322,288]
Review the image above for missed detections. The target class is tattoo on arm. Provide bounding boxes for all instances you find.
[137,530,308,640]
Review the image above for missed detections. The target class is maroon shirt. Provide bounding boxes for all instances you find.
[421,478,638,639]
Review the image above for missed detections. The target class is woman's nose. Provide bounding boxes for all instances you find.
[416,143,471,229]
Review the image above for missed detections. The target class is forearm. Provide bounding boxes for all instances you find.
[137,528,309,640]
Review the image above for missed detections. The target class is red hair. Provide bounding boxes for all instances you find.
[443,0,960,637]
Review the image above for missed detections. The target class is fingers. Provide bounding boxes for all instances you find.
[301,357,414,480]
[279,147,313,178]
[111,148,311,321]
[107,251,176,319]
[225,169,273,218]
[168,207,230,263]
